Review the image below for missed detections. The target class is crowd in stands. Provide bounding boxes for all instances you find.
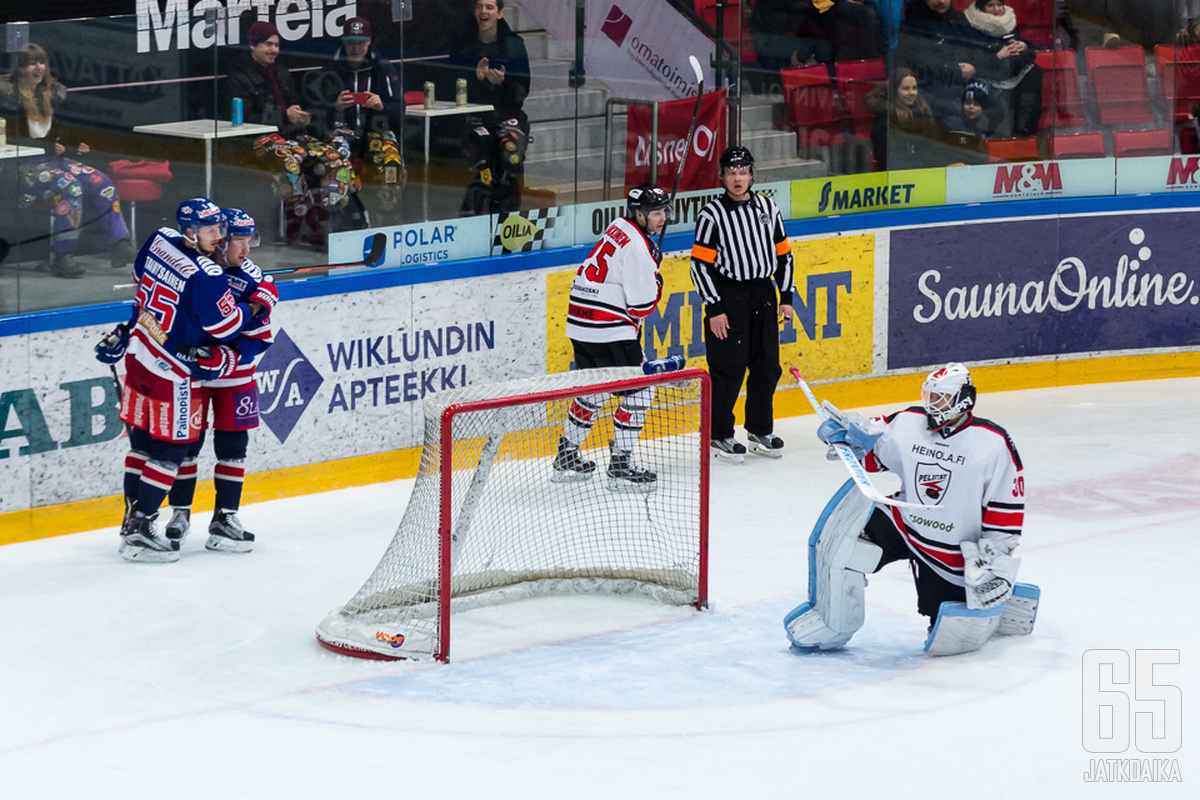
[748,0,1196,172]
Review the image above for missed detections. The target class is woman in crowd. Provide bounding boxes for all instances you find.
[963,0,1042,137]
[0,44,133,278]
[865,67,939,170]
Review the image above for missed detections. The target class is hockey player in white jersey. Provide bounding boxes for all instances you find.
[784,363,1039,655]
[556,182,670,489]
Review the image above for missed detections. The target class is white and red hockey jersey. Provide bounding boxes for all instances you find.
[865,407,1025,587]
[565,216,661,344]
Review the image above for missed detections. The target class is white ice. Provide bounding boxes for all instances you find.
[2,379,1197,799]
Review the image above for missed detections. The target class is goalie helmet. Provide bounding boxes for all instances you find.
[626,183,673,227]
[921,362,976,431]
[222,208,260,246]
[176,197,223,243]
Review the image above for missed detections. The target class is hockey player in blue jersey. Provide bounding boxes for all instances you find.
[111,198,263,563]
[159,208,277,553]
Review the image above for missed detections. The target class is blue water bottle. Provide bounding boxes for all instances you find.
[231,97,244,127]
[642,355,686,375]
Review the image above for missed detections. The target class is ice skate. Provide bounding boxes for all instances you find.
[206,509,255,553]
[710,436,746,464]
[120,513,180,563]
[606,447,656,491]
[747,432,784,459]
[551,436,596,483]
[164,507,191,551]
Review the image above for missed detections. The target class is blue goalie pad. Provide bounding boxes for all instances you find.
[784,479,879,650]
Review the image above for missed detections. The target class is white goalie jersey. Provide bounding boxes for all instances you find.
[865,408,1025,587]
[565,216,662,344]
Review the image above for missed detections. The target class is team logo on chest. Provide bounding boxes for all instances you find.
[914,462,952,505]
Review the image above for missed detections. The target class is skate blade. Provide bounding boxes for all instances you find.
[748,442,783,459]
[205,535,254,554]
[605,476,657,493]
[550,469,594,484]
[711,450,745,465]
[119,540,180,563]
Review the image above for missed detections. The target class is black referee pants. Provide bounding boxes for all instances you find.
[703,276,781,440]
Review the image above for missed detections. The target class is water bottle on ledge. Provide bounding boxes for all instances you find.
[643,355,686,375]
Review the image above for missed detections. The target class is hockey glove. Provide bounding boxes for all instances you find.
[94,322,131,364]
[248,279,279,317]
[179,345,239,381]
[816,400,883,461]
[961,539,1020,610]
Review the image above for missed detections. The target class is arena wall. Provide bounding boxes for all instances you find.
[2,185,1199,543]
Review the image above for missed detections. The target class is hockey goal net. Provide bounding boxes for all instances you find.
[316,367,710,662]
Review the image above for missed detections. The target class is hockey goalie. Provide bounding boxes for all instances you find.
[784,363,1040,656]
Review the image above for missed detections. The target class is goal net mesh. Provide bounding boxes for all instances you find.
[315,367,708,661]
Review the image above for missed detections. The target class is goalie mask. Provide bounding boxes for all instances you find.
[921,362,976,431]
[626,183,673,231]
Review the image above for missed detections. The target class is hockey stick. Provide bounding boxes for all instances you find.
[113,233,389,289]
[263,232,387,277]
[789,366,928,510]
[656,55,706,254]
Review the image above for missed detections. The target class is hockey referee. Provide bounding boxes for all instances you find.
[690,146,794,464]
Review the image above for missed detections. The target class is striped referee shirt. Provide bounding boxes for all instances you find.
[690,192,794,314]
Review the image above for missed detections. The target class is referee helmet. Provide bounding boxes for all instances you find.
[719,146,755,175]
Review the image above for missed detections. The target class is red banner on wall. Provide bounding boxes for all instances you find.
[624,88,727,194]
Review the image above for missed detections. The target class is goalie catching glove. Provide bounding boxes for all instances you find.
[248,279,278,316]
[816,400,884,461]
[961,538,1020,609]
[94,322,131,364]
[177,344,239,381]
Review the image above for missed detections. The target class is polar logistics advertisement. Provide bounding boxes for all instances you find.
[791,169,946,219]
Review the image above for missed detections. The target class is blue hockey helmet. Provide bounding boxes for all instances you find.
[222,207,259,246]
[176,197,223,239]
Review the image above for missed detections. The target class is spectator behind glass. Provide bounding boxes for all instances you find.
[316,16,407,219]
[224,21,312,137]
[944,80,999,139]
[0,43,134,278]
[447,0,531,133]
[750,1,883,69]
[963,0,1042,138]
[896,0,982,125]
[864,67,939,171]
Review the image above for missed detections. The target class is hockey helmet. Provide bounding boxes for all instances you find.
[222,207,260,246]
[719,146,755,175]
[626,183,673,225]
[921,362,976,431]
[176,197,223,238]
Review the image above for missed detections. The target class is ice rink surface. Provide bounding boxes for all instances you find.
[2,377,1197,799]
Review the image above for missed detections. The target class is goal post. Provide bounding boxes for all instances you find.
[316,366,711,662]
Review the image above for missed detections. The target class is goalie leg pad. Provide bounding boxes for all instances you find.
[924,602,1003,656]
[784,480,880,650]
[997,582,1040,636]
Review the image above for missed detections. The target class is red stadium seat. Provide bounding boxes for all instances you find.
[1007,0,1055,48]
[1085,46,1154,126]
[781,64,843,155]
[1112,128,1173,158]
[1154,44,1200,123]
[1048,131,1106,160]
[986,136,1042,163]
[1036,49,1087,130]
[109,160,173,244]
[694,0,756,64]
[835,58,886,142]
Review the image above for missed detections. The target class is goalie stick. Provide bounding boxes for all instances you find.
[657,55,706,254]
[789,366,929,510]
[113,233,389,289]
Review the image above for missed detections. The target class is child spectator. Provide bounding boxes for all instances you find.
[945,80,999,138]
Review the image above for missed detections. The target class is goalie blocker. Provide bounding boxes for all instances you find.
[316,367,711,662]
